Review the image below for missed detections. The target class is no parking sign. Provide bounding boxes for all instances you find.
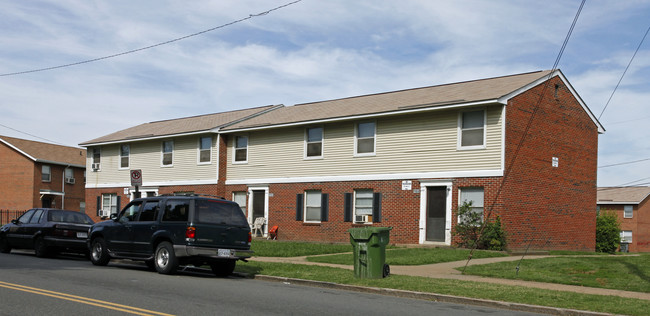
[130,169,142,186]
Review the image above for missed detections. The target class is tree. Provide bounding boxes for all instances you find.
[595,210,621,254]
[453,201,507,251]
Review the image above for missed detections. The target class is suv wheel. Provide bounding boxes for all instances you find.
[34,237,50,258]
[155,241,178,275]
[90,238,110,266]
[0,236,11,253]
[210,260,236,277]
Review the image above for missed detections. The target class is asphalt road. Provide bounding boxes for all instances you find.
[0,250,542,315]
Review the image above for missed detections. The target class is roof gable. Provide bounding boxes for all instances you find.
[0,136,86,167]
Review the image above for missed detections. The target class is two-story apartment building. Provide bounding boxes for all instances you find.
[597,186,650,252]
[0,135,86,212]
[81,70,604,251]
[221,70,604,251]
[79,105,281,222]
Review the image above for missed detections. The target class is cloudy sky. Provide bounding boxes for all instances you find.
[1,0,648,187]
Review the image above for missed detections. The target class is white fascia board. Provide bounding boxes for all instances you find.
[597,201,640,205]
[80,130,220,147]
[498,70,605,134]
[86,179,219,189]
[0,138,37,162]
[225,169,503,185]
[221,100,499,134]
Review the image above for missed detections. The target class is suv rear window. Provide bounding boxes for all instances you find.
[162,200,190,222]
[195,200,248,227]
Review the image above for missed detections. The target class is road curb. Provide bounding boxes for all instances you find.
[253,275,612,316]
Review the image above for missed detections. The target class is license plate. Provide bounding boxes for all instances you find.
[76,232,88,238]
[217,249,231,257]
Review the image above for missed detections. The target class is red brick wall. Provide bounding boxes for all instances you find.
[500,76,598,251]
[604,199,650,253]
[33,162,85,211]
[0,143,35,210]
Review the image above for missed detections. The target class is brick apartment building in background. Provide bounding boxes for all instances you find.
[597,186,650,252]
[81,70,604,251]
[0,136,86,212]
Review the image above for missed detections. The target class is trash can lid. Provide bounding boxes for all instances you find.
[348,227,392,240]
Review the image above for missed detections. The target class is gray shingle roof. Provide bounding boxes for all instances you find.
[0,135,86,167]
[222,70,554,131]
[79,105,281,145]
[597,187,650,204]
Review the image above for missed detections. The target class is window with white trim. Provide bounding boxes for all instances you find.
[459,110,485,148]
[233,192,247,216]
[199,136,212,163]
[120,144,130,169]
[624,205,633,218]
[304,190,322,222]
[65,168,74,183]
[620,230,633,243]
[92,148,101,164]
[101,193,118,217]
[459,187,484,223]
[354,189,374,223]
[42,165,51,182]
[234,136,248,163]
[306,127,323,158]
[356,122,375,155]
[162,141,173,166]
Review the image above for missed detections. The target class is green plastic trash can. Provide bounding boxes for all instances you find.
[348,227,392,278]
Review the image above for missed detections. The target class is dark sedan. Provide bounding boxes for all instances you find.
[0,208,94,257]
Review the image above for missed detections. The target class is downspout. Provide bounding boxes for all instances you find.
[62,164,70,209]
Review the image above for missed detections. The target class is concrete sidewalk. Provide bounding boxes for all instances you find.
[250,254,650,301]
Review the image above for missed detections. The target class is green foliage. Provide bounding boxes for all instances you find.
[453,201,507,251]
[596,210,621,254]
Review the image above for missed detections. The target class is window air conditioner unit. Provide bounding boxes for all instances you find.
[65,177,75,184]
[355,215,368,223]
[91,163,100,171]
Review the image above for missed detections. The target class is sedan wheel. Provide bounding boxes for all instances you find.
[0,237,11,253]
[34,237,50,258]
[154,241,178,275]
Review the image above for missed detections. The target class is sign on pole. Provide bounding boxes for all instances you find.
[130,169,143,186]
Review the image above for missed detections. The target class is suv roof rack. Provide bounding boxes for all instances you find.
[158,193,226,200]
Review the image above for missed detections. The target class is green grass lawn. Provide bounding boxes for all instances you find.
[460,254,650,293]
[250,239,352,257]
[235,261,649,316]
[306,247,508,265]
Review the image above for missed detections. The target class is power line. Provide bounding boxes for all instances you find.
[0,122,65,145]
[598,157,650,168]
[597,24,650,120]
[462,0,585,273]
[0,0,303,77]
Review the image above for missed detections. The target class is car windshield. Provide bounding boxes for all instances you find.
[195,200,248,227]
[48,210,94,224]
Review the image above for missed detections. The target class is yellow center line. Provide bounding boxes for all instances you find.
[0,281,175,316]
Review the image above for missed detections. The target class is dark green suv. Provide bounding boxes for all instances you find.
[88,195,253,276]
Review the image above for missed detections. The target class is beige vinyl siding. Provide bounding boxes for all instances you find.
[86,135,218,186]
[227,106,503,180]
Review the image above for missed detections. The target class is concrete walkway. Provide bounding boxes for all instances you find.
[250,254,650,301]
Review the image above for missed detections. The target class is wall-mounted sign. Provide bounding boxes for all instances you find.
[402,180,412,190]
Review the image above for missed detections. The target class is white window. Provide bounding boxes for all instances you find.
[199,137,212,163]
[624,205,633,218]
[233,192,247,216]
[459,110,485,149]
[162,141,173,166]
[64,168,74,184]
[459,187,485,223]
[355,122,375,156]
[234,136,248,163]
[304,190,322,222]
[620,230,633,243]
[101,193,118,217]
[305,127,323,158]
[354,189,374,223]
[92,148,101,164]
[120,144,130,169]
[42,165,51,182]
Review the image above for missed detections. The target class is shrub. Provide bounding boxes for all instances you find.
[595,210,621,253]
[453,201,507,251]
